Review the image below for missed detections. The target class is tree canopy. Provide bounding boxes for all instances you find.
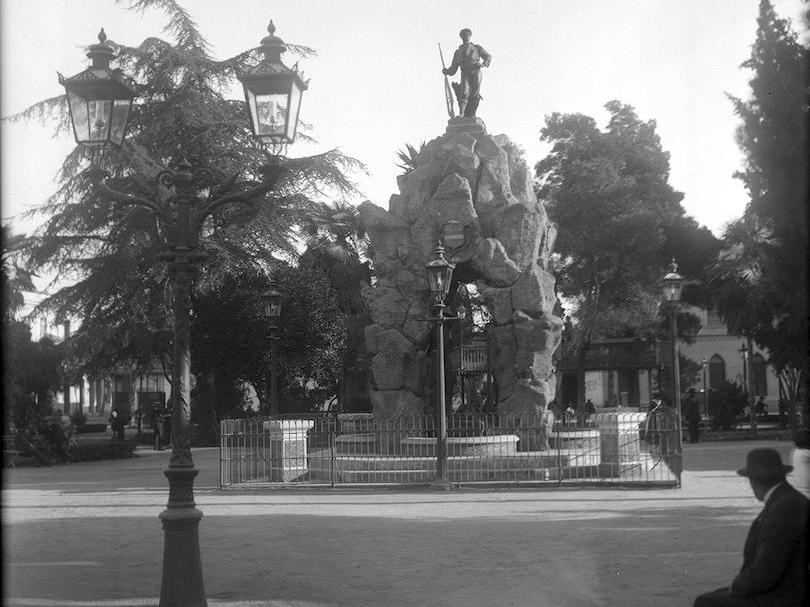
[535,101,720,403]
[12,0,365,415]
[712,0,808,418]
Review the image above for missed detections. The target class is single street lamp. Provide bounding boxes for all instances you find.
[262,279,282,416]
[662,259,684,449]
[701,357,708,419]
[58,29,136,149]
[238,21,308,148]
[60,23,305,607]
[739,340,757,434]
[425,242,455,487]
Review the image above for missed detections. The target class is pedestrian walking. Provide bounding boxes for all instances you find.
[693,448,808,607]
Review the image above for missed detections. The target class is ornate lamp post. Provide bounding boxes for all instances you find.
[739,340,757,434]
[262,279,282,416]
[662,259,684,448]
[701,357,708,419]
[238,21,308,148]
[60,23,305,607]
[58,29,135,149]
[425,243,455,487]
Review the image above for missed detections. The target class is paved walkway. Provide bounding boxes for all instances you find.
[1,440,798,607]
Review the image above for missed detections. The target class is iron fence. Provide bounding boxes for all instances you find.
[220,411,680,489]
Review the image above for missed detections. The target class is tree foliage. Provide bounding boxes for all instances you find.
[12,1,364,416]
[535,101,719,403]
[712,1,808,421]
[300,200,373,411]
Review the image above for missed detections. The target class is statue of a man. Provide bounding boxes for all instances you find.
[442,28,491,118]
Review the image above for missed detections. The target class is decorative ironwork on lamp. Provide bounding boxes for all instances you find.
[58,29,136,149]
[425,242,455,307]
[238,21,308,147]
[262,279,283,322]
[662,259,684,303]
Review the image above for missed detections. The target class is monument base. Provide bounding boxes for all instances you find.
[446,116,487,135]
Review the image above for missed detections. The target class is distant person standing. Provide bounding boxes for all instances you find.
[754,395,767,420]
[693,448,808,606]
[685,388,701,443]
[152,402,164,451]
[109,409,122,441]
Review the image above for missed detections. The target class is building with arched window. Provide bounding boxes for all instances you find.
[708,354,726,389]
[680,308,778,406]
[556,307,779,411]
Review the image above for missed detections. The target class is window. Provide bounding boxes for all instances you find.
[752,353,768,396]
[709,355,725,388]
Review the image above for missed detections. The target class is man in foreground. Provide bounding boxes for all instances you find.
[694,448,808,606]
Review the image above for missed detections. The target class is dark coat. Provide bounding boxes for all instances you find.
[730,481,808,606]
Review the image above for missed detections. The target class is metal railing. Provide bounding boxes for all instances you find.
[220,412,680,489]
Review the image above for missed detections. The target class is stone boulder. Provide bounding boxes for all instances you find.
[361,120,561,418]
[371,329,425,393]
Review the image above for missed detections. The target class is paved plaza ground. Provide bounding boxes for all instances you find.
[1,438,799,607]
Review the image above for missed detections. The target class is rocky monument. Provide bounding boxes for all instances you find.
[359,37,562,443]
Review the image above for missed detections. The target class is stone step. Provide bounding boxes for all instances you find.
[308,463,561,484]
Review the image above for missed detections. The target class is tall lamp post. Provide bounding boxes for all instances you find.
[701,357,708,419]
[262,279,282,416]
[60,23,305,607]
[662,259,684,449]
[740,340,757,434]
[425,243,455,487]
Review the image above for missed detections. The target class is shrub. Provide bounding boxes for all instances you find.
[70,410,87,428]
[708,380,748,430]
[71,441,136,462]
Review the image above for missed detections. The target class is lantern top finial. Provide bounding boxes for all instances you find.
[85,27,115,68]
[259,19,286,61]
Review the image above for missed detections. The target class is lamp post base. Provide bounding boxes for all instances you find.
[159,467,207,607]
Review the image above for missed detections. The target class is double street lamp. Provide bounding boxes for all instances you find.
[60,22,306,607]
[662,259,684,449]
[425,242,455,487]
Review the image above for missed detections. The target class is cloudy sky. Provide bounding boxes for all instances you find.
[2,0,805,246]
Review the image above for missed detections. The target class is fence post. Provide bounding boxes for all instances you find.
[330,415,336,487]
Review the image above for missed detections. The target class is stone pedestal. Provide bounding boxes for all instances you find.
[594,411,646,478]
[445,116,487,135]
[263,420,314,482]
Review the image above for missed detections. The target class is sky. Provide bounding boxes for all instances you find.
[1,0,807,310]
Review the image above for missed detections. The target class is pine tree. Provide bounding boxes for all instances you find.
[716,0,808,422]
[13,0,363,412]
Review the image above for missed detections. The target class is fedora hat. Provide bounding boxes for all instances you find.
[737,448,793,478]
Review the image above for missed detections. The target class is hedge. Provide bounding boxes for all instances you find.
[71,441,136,462]
[76,423,108,434]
